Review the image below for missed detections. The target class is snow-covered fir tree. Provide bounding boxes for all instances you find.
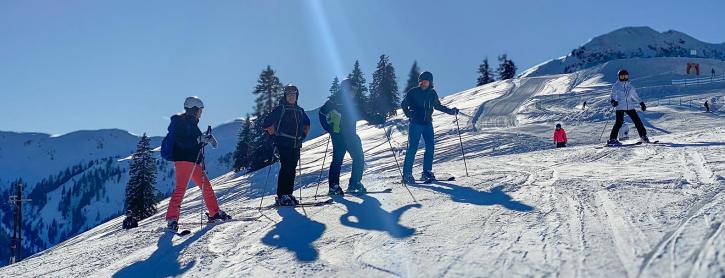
[403,61,421,94]
[477,58,495,85]
[497,54,517,80]
[124,134,159,220]
[368,54,399,124]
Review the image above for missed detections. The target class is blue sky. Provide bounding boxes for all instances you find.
[2,0,724,136]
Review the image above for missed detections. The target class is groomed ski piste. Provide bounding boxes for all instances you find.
[2,57,725,277]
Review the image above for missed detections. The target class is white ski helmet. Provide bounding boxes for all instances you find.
[184,96,204,109]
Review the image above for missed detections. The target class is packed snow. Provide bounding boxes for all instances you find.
[1,56,724,277]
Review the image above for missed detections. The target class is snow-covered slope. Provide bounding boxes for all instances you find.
[0,110,322,266]
[522,26,725,77]
[2,56,724,277]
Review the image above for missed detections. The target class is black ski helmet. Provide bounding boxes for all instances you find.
[617,69,629,80]
[556,123,561,128]
[340,78,355,92]
[419,71,433,82]
[284,84,299,96]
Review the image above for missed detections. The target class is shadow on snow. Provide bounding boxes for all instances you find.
[261,208,326,262]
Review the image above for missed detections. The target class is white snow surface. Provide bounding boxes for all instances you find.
[2,58,725,277]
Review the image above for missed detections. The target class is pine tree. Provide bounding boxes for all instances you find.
[232,115,253,171]
[328,76,341,101]
[249,65,283,161]
[125,134,159,220]
[497,54,518,80]
[403,61,421,94]
[477,58,495,86]
[368,54,400,124]
[347,60,370,119]
[252,65,284,118]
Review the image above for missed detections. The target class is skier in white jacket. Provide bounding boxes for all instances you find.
[607,69,650,146]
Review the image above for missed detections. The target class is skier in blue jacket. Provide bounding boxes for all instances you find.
[401,71,458,184]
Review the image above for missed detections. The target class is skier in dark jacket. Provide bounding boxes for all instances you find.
[318,78,366,195]
[165,96,230,233]
[401,71,459,183]
[263,85,311,206]
[705,100,710,112]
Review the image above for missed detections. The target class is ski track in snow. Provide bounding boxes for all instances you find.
[2,63,725,277]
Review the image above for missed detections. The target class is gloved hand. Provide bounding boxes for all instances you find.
[449,107,459,115]
[199,134,218,149]
[610,99,619,107]
[640,102,646,111]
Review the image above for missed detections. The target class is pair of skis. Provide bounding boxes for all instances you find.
[597,140,662,149]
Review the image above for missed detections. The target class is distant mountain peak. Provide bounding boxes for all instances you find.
[522,26,725,77]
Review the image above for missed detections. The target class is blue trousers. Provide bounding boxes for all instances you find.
[329,133,365,186]
[403,122,434,175]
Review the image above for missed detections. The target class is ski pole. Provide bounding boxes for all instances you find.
[314,135,331,200]
[384,127,417,203]
[298,155,307,216]
[598,121,609,142]
[258,149,276,211]
[199,126,211,229]
[454,113,469,177]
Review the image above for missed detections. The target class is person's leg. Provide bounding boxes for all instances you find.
[346,134,365,185]
[190,163,219,217]
[402,123,423,175]
[328,134,345,187]
[609,110,625,140]
[421,122,435,173]
[166,161,194,221]
[626,110,648,138]
[277,147,296,196]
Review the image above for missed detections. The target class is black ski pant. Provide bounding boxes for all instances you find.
[277,146,300,197]
[609,110,647,140]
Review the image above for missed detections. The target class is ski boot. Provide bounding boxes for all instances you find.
[206,210,232,222]
[402,174,416,184]
[275,194,297,207]
[606,139,622,147]
[327,184,344,196]
[421,171,437,183]
[639,136,650,144]
[347,182,367,194]
[166,219,179,233]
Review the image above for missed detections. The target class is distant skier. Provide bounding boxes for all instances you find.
[553,123,567,148]
[318,78,366,195]
[582,101,587,110]
[401,71,459,183]
[263,84,311,206]
[607,70,650,146]
[712,68,717,79]
[165,97,231,233]
[705,100,710,112]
